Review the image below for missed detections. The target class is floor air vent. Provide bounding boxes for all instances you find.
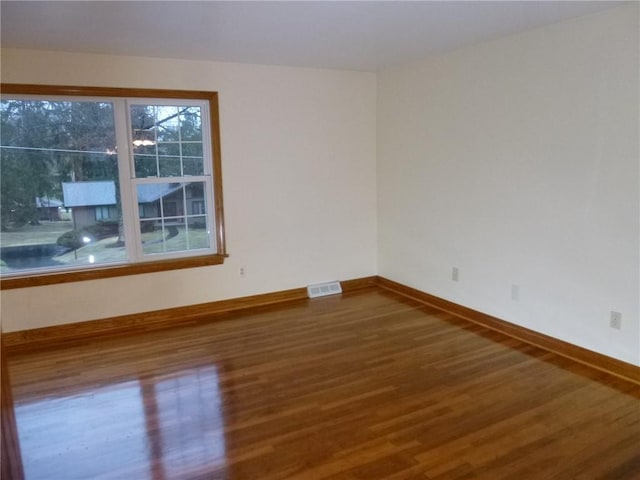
[307,281,342,299]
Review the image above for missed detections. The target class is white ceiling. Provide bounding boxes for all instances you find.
[0,1,627,72]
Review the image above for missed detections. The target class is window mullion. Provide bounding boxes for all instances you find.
[200,103,217,250]
[207,180,216,251]
[114,99,141,262]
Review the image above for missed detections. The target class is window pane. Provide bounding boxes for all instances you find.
[186,216,210,250]
[155,107,180,142]
[180,107,202,141]
[130,104,205,178]
[157,142,180,157]
[182,143,204,176]
[137,181,211,256]
[158,156,182,177]
[134,155,157,178]
[0,100,127,273]
[183,158,204,176]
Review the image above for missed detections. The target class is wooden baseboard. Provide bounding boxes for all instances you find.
[3,276,377,351]
[376,276,640,385]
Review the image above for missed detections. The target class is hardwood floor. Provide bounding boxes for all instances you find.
[6,288,640,479]
[2,337,24,480]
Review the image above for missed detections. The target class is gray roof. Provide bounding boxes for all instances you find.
[62,181,116,207]
[137,183,185,203]
[61,181,186,207]
[35,196,64,208]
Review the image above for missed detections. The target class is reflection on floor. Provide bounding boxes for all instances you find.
[16,367,225,480]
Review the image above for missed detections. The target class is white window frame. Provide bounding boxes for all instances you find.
[120,98,217,262]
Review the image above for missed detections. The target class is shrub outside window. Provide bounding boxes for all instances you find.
[0,85,226,289]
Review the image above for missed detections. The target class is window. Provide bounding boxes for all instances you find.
[0,85,226,289]
[95,206,118,221]
[192,200,206,215]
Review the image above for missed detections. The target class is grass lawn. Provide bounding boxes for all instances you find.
[0,221,73,247]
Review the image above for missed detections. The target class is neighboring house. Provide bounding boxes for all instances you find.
[138,183,206,222]
[62,181,118,229]
[62,181,205,229]
[35,196,63,221]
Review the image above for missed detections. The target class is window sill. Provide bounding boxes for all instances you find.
[0,254,227,290]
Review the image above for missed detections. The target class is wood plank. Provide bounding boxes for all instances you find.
[5,289,640,479]
[1,336,24,480]
[376,276,640,385]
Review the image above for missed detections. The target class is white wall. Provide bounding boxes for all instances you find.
[2,6,639,368]
[378,5,640,365]
[0,50,378,332]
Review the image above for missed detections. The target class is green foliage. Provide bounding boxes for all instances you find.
[56,221,119,252]
[1,102,57,229]
[56,229,85,251]
[1,100,204,240]
[131,105,203,178]
[1,99,117,230]
[83,221,119,240]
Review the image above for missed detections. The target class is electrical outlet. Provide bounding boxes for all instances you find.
[511,284,520,301]
[239,266,246,277]
[452,267,459,282]
[610,311,622,330]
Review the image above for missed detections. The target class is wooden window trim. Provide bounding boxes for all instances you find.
[0,84,227,290]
